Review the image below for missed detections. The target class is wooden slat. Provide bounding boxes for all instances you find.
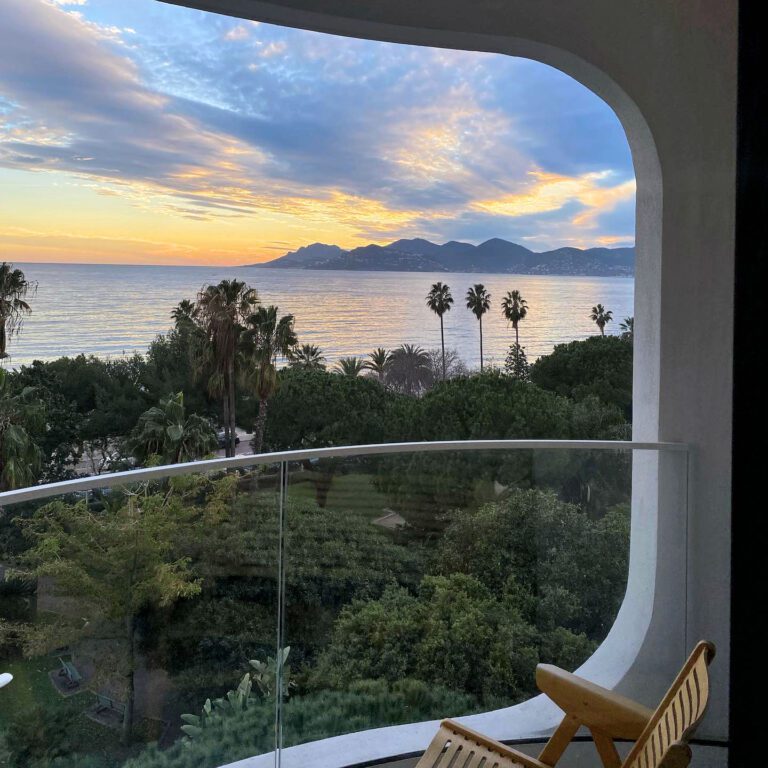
[415,720,548,768]
[538,715,580,766]
[536,665,653,740]
[623,641,715,768]
[592,731,622,768]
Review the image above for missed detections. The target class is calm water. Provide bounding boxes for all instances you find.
[9,263,633,369]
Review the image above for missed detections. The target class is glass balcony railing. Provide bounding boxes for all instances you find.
[0,441,688,768]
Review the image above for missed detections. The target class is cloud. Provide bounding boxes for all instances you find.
[224,24,250,41]
[472,171,636,228]
[257,41,286,58]
[0,0,635,254]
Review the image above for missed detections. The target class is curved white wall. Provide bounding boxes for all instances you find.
[161,0,737,761]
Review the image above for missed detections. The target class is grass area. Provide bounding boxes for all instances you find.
[285,469,388,512]
[0,656,157,767]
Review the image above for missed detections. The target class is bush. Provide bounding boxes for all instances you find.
[530,335,633,418]
[123,684,476,768]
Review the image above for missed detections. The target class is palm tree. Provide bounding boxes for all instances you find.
[465,284,491,371]
[387,344,434,396]
[620,316,634,338]
[0,263,36,362]
[129,392,216,465]
[288,344,326,370]
[0,369,42,490]
[364,348,391,382]
[426,282,453,380]
[242,306,297,453]
[334,356,366,377]
[501,289,528,347]
[171,299,196,331]
[590,304,614,336]
[194,280,259,457]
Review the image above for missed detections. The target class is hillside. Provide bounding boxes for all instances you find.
[246,238,634,276]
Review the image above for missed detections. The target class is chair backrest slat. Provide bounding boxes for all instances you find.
[622,642,715,768]
[417,721,528,768]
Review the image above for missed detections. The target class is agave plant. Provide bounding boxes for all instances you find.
[249,645,292,700]
[180,647,292,741]
[180,673,253,740]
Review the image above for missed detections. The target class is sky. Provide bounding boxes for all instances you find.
[0,0,636,266]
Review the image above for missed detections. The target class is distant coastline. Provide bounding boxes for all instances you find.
[246,237,635,277]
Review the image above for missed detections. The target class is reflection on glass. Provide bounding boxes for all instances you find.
[279,449,636,755]
[0,447,686,768]
[0,466,281,768]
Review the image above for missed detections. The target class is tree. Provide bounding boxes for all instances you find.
[590,304,613,336]
[22,492,202,743]
[171,299,197,332]
[504,343,530,380]
[241,306,297,453]
[129,392,216,465]
[266,368,392,452]
[7,361,83,482]
[363,348,391,382]
[501,289,528,347]
[0,368,42,490]
[194,280,259,457]
[465,284,491,371]
[619,316,634,339]
[434,490,630,639]
[288,344,326,371]
[333,357,365,377]
[0,262,36,362]
[426,348,468,382]
[425,282,453,380]
[530,335,633,418]
[386,344,434,396]
[265,368,394,506]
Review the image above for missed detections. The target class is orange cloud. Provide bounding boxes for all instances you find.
[472,170,635,222]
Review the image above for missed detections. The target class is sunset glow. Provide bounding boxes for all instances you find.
[0,0,636,265]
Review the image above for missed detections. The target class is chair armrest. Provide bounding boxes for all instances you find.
[440,720,550,768]
[536,664,653,740]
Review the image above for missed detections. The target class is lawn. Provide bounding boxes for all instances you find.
[0,655,157,767]
[285,468,389,512]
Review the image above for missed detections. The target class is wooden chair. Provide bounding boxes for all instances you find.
[416,641,715,768]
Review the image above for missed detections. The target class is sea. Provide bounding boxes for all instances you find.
[8,263,634,369]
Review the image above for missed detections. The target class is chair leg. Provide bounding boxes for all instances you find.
[538,715,581,767]
[591,730,622,768]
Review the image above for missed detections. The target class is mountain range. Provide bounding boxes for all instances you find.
[246,238,634,276]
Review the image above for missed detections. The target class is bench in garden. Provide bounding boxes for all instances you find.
[94,693,126,718]
[58,657,82,689]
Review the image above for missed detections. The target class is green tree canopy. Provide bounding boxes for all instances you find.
[0,368,43,490]
[194,280,259,457]
[21,492,202,742]
[129,391,216,465]
[0,262,36,361]
[241,305,297,452]
[530,335,633,418]
[265,368,394,451]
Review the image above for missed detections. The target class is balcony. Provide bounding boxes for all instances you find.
[0,439,689,768]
